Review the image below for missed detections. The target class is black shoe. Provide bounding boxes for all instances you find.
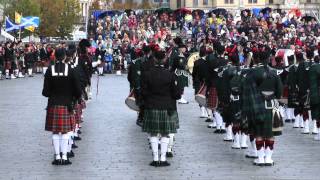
[159,161,170,167]
[264,162,274,166]
[166,152,173,158]
[74,136,82,141]
[245,155,258,159]
[214,129,224,134]
[72,144,78,149]
[205,118,213,122]
[285,119,291,123]
[67,151,75,158]
[136,119,143,127]
[149,161,160,167]
[77,130,82,134]
[61,159,72,165]
[52,159,61,165]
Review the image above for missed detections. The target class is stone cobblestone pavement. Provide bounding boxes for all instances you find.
[0,75,319,180]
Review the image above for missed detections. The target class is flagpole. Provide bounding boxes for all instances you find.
[18,13,22,41]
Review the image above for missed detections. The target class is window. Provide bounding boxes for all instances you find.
[193,0,198,6]
[225,0,234,3]
[203,0,208,5]
[248,0,257,3]
[177,0,181,8]
[269,0,273,3]
[307,0,311,2]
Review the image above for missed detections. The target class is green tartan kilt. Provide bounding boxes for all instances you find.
[143,109,179,134]
[311,104,320,120]
[177,75,189,88]
[252,109,273,138]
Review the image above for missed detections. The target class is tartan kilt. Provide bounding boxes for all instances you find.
[74,103,82,124]
[45,106,75,133]
[252,109,273,138]
[206,87,218,110]
[177,75,189,88]
[143,109,179,134]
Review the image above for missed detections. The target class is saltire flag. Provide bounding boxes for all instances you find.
[15,11,22,24]
[25,26,35,32]
[20,16,40,27]
[5,16,20,32]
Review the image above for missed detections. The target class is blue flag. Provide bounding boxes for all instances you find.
[20,16,40,27]
[5,17,20,32]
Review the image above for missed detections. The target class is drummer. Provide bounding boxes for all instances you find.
[192,46,210,118]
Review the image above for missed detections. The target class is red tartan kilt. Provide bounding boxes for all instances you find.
[81,99,86,109]
[5,61,11,69]
[45,106,74,133]
[282,86,288,98]
[206,87,218,110]
[74,104,82,124]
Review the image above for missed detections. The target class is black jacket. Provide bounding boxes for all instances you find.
[40,48,50,60]
[142,65,181,110]
[42,62,82,107]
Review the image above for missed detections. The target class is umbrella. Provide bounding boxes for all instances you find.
[241,9,251,17]
[192,9,205,18]
[97,10,122,19]
[209,8,227,17]
[155,8,173,15]
[174,8,192,16]
[260,7,272,15]
[301,15,316,22]
[125,9,135,16]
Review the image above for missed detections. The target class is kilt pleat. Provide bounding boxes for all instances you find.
[74,104,82,124]
[207,87,218,110]
[143,109,179,134]
[45,106,74,133]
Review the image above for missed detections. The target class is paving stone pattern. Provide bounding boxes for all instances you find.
[0,75,319,180]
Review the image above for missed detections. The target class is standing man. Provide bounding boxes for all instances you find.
[42,48,82,165]
[40,43,51,75]
[171,41,189,104]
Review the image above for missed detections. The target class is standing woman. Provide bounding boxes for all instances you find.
[42,48,82,165]
[142,50,181,167]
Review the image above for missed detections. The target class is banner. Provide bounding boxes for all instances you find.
[5,17,20,32]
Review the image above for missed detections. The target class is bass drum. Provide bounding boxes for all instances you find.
[195,84,207,107]
[125,90,140,111]
[187,52,199,74]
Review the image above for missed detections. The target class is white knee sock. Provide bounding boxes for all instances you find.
[168,134,174,153]
[67,132,73,152]
[61,134,69,160]
[214,111,223,129]
[52,134,61,159]
[160,137,170,162]
[149,137,159,161]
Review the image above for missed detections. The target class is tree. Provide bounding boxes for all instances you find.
[39,0,80,39]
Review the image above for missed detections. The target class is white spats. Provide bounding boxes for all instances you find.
[232,133,241,149]
[311,120,318,134]
[223,125,233,141]
[160,137,169,162]
[178,96,188,104]
[116,70,122,76]
[98,67,104,75]
[200,107,208,118]
[254,148,265,166]
[240,133,248,149]
[302,120,310,134]
[264,147,274,166]
[149,137,159,161]
[293,115,301,128]
[246,140,258,158]
[52,134,61,159]
[214,111,223,130]
[61,134,69,160]
[168,134,174,153]
[67,132,73,153]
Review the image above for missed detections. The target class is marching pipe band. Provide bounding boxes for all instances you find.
[126,36,320,167]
